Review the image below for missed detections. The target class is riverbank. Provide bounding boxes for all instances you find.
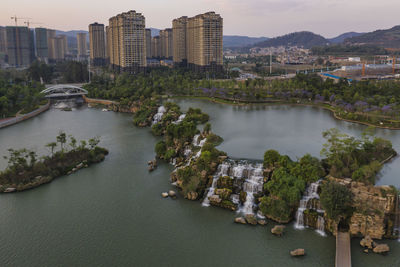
[169,96,400,130]
[0,101,50,129]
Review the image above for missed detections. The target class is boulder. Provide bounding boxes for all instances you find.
[257,219,267,226]
[245,214,258,225]
[186,191,198,200]
[209,195,222,204]
[200,170,208,179]
[363,249,369,254]
[373,244,389,254]
[239,191,247,204]
[271,225,285,236]
[234,217,247,224]
[4,188,16,193]
[360,235,373,249]
[215,188,232,200]
[161,192,169,198]
[168,190,177,198]
[76,163,84,169]
[290,249,305,257]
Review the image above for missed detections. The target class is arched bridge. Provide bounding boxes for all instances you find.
[41,84,88,98]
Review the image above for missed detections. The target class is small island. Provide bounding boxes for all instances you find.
[0,132,109,192]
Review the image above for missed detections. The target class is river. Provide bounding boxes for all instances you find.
[0,100,399,267]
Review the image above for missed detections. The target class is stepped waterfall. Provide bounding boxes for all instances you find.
[202,160,264,216]
[294,180,326,236]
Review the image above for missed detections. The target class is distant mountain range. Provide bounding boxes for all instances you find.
[223,36,269,48]
[328,32,364,44]
[50,24,400,50]
[344,25,400,48]
[253,31,329,49]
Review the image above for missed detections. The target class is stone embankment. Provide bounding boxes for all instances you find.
[0,102,50,129]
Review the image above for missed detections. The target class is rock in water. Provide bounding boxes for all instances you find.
[290,249,305,257]
[245,214,258,225]
[186,191,198,200]
[257,219,267,225]
[373,244,389,254]
[168,190,176,198]
[234,217,247,224]
[360,235,373,249]
[271,225,285,236]
[161,192,169,198]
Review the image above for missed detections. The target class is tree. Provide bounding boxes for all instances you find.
[46,142,57,156]
[320,181,353,221]
[263,149,281,168]
[56,131,67,152]
[88,137,100,150]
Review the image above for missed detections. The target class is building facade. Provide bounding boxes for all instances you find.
[145,28,152,59]
[173,12,223,72]
[50,36,66,61]
[151,36,161,58]
[35,27,48,60]
[77,32,87,60]
[107,10,147,72]
[0,26,6,54]
[160,28,173,59]
[47,29,56,61]
[172,16,188,66]
[6,26,33,67]
[89,23,106,66]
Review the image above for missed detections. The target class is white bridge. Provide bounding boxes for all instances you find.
[41,84,88,98]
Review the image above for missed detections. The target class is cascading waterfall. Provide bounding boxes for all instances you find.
[316,216,326,236]
[202,163,230,207]
[173,114,186,124]
[240,164,264,215]
[202,160,264,216]
[152,106,166,125]
[294,180,326,235]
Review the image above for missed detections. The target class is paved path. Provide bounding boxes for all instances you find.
[336,231,351,267]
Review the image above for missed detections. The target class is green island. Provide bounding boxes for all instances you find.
[122,93,399,249]
[0,132,108,192]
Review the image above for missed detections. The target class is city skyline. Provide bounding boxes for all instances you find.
[1,0,400,38]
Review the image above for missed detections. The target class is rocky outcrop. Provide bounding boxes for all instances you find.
[360,235,374,249]
[186,191,199,200]
[161,192,169,198]
[290,249,305,257]
[234,217,247,224]
[373,243,390,254]
[271,225,285,236]
[168,190,176,198]
[328,177,397,239]
[245,214,258,225]
[257,219,267,225]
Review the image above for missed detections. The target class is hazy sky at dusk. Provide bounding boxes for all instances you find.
[1,0,399,38]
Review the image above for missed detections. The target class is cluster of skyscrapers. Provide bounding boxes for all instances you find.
[88,10,223,72]
[0,25,89,68]
[0,10,223,72]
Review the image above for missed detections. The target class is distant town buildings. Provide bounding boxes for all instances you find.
[172,16,188,66]
[107,10,147,72]
[151,36,161,58]
[50,36,66,61]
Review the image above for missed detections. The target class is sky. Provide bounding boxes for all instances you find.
[1,0,400,38]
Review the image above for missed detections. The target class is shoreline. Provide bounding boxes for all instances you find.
[0,101,50,130]
[170,95,400,130]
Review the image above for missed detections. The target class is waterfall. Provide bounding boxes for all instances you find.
[239,164,264,215]
[294,180,326,236]
[202,160,264,215]
[192,134,200,146]
[202,163,230,207]
[152,106,166,125]
[173,114,186,124]
[316,216,326,236]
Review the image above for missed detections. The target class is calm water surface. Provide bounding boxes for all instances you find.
[0,101,398,267]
